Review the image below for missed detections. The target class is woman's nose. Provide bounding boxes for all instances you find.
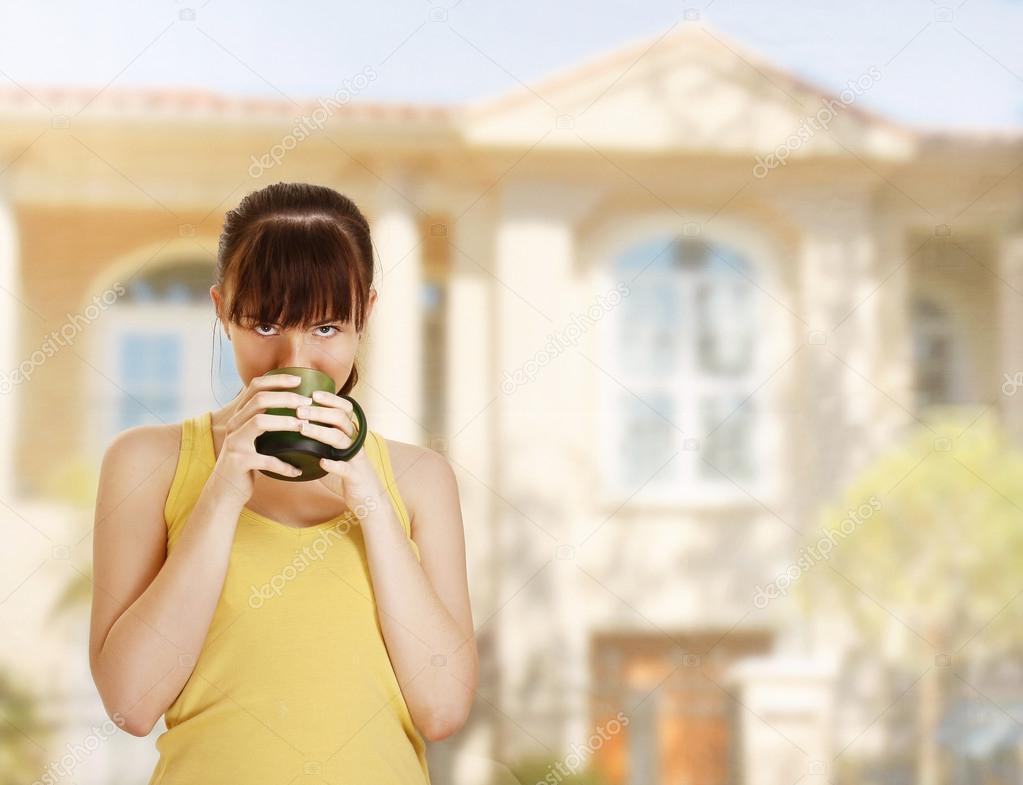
[280,334,316,369]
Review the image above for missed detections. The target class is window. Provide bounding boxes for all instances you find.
[602,235,761,502]
[117,333,183,430]
[92,260,241,448]
[911,296,959,409]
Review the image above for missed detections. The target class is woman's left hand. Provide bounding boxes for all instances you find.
[296,391,386,517]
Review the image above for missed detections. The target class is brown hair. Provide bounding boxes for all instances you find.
[215,182,375,395]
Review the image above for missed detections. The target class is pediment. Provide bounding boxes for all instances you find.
[463,25,916,161]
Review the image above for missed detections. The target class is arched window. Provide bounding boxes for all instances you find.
[92,260,241,445]
[603,235,760,500]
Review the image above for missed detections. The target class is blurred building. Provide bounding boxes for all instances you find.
[1,23,1022,785]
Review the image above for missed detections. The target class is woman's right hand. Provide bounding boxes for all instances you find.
[208,374,312,505]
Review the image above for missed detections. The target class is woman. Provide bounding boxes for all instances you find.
[89,182,477,784]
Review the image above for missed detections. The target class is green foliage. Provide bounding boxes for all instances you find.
[489,754,612,785]
[0,670,49,784]
[39,452,100,511]
[798,409,1023,655]
[50,566,92,620]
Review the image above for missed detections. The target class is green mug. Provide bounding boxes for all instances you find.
[253,366,368,482]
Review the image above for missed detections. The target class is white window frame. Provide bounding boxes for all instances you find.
[88,303,236,456]
[589,222,782,509]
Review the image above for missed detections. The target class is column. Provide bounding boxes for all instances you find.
[872,213,914,453]
[998,231,1023,443]
[364,176,424,445]
[0,193,17,500]
[437,200,501,785]
[445,198,497,606]
[786,185,879,519]
[726,655,839,785]
[492,179,600,761]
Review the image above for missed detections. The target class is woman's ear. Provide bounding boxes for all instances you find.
[210,285,230,340]
[361,287,377,335]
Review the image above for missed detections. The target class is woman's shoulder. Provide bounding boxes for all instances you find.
[101,421,185,493]
[380,437,445,477]
[380,436,429,485]
[105,420,182,462]
[380,437,452,519]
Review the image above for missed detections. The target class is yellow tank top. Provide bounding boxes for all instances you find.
[148,410,431,785]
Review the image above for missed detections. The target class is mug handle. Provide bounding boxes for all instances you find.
[328,394,368,461]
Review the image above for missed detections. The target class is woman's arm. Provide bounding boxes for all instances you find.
[89,426,246,737]
[360,447,478,742]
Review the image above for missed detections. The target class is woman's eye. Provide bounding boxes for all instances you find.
[246,322,341,337]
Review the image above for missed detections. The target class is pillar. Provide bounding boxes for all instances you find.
[0,193,17,500]
[364,177,424,445]
[492,179,600,761]
[726,655,839,785]
[998,230,1023,444]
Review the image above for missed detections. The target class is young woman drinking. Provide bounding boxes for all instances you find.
[89,182,476,784]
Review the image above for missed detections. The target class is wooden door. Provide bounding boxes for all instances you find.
[590,630,772,785]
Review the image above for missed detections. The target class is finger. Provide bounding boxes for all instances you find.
[232,393,311,429]
[316,465,345,497]
[255,373,303,389]
[297,404,355,432]
[298,419,354,446]
[316,458,347,495]
[236,374,303,413]
[319,457,350,474]
[247,390,314,412]
[244,373,303,403]
[241,412,304,441]
[311,390,354,414]
[261,457,303,477]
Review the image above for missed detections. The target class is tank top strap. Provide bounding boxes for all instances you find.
[365,430,420,562]
[163,411,215,545]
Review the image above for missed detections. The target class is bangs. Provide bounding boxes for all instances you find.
[223,215,370,330]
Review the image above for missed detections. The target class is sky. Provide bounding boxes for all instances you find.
[0,0,1020,131]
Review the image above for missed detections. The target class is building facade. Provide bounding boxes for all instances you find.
[1,24,1021,785]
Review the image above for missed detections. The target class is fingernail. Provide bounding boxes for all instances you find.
[312,390,329,400]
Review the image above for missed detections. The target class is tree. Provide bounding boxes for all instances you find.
[799,408,1023,785]
[0,670,48,784]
